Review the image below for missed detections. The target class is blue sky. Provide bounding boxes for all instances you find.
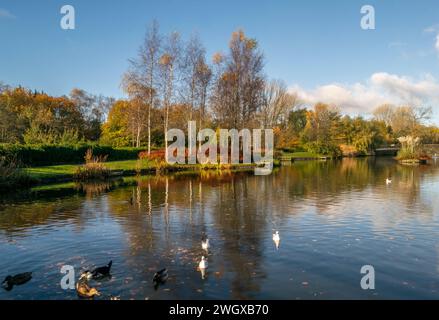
[1,0,439,120]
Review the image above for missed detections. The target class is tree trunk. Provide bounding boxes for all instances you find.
[136,125,141,148]
[148,105,151,154]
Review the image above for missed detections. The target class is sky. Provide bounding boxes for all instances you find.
[1,0,439,122]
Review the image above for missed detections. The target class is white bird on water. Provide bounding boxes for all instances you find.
[199,256,208,269]
[386,178,392,185]
[199,256,208,279]
[273,231,280,249]
[201,237,210,252]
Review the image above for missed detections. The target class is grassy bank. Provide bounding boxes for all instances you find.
[25,160,152,182]
[24,152,318,185]
[23,160,259,185]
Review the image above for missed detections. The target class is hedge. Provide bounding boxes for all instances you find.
[0,144,146,166]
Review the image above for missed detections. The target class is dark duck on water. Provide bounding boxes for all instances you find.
[2,272,32,291]
[152,268,168,290]
[88,260,113,280]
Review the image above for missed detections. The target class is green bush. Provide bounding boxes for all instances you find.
[73,149,111,181]
[396,147,420,161]
[0,158,34,190]
[396,136,422,160]
[0,144,146,166]
[280,146,305,153]
[304,140,342,157]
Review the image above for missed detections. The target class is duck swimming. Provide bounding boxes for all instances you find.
[199,256,208,270]
[152,268,168,290]
[76,272,100,299]
[386,178,392,185]
[2,272,32,291]
[198,256,208,279]
[273,231,280,249]
[89,260,113,280]
[201,237,210,252]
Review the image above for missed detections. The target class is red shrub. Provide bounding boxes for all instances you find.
[138,150,166,162]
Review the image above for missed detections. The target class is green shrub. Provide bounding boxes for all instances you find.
[0,144,145,166]
[0,158,34,190]
[304,140,342,157]
[73,149,111,181]
[396,136,422,160]
[280,146,305,153]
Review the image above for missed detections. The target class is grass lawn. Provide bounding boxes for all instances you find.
[25,164,78,180]
[24,159,257,183]
[24,160,148,181]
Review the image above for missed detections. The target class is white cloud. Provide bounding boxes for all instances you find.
[0,8,15,19]
[291,73,439,114]
[423,24,439,56]
[425,27,435,33]
[424,25,439,33]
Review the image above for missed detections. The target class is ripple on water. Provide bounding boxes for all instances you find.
[0,159,438,299]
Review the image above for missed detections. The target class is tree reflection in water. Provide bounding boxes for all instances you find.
[0,158,438,299]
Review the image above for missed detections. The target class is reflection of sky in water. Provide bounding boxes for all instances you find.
[0,158,439,299]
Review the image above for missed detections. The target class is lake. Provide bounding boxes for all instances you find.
[1,157,439,300]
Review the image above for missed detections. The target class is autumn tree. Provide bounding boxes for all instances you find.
[212,30,265,129]
[195,58,212,129]
[70,88,113,141]
[159,32,181,159]
[373,104,432,137]
[260,79,298,128]
[125,20,162,153]
[373,104,394,126]
[100,100,131,147]
[301,103,341,155]
[121,75,150,147]
[181,34,206,122]
[337,116,388,154]
[0,87,88,144]
[289,108,308,137]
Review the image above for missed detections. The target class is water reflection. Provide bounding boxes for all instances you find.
[0,158,439,299]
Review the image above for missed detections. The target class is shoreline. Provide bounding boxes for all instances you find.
[3,154,421,191]
[20,161,263,189]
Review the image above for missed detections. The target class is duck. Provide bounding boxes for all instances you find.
[2,272,32,291]
[199,256,208,270]
[76,273,100,298]
[198,256,208,279]
[89,260,112,280]
[201,237,210,252]
[386,178,392,185]
[152,268,168,290]
[273,231,280,249]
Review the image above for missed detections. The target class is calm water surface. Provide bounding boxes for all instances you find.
[1,158,439,300]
